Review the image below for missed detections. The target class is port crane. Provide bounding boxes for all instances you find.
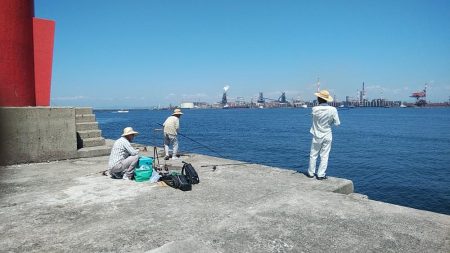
[410,84,427,106]
[257,92,288,103]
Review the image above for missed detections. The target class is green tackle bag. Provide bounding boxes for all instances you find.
[134,164,152,182]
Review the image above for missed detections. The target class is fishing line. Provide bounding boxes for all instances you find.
[156,123,227,159]
[180,146,208,153]
[200,162,253,168]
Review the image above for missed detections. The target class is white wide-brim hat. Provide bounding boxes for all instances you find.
[121,127,139,137]
[314,90,334,102]
[172,108,183,115]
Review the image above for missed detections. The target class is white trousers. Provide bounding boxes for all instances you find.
[164,133,179,157]
[308,134,333,177]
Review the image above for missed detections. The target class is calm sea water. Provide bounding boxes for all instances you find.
[95,107,450,215]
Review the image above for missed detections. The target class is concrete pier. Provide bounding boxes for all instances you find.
[0,107,110,165]
[0,150,449,252]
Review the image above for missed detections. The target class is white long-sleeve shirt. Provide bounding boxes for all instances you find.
[163,116,180,135]
[310,104,340,139]
[108,137,139,169]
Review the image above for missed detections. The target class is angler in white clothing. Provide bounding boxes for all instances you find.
[163,108,183,160]
[307,90,340,180]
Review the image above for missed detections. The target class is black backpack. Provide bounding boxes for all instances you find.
[182,162,200,184]
[160,174,192,191]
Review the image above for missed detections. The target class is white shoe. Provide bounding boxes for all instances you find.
[171,156,179,160]
[122,174,131,180]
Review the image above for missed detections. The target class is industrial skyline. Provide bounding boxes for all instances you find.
[170,82,447,110]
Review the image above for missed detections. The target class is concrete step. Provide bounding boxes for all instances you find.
[77,130,102,139]
[75,107,93,115]
[79,137,106,148]
[77,145,110,158]
[76,122,98,131]
[75,114,96,123]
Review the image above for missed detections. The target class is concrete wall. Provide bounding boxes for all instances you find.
[0,107,77,165]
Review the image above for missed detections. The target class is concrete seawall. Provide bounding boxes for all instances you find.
[0,107,111,166]
[0,150,449,252]
[0,107,77,165]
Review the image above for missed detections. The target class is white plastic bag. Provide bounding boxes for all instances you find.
[149,169,161,183]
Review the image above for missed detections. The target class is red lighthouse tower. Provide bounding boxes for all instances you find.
[0,0,55,106]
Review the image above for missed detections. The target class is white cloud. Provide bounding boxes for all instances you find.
[365,85,382,90]
[52,96,87,100]
[119,96,147,100]
[392,88,401,94]
[162,93,212,103]
[164,93,176,100]
[181,93,208,99]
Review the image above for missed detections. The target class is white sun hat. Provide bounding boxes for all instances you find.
[121,127,139,137]
[172,108,183,115]
[314,90,334,102]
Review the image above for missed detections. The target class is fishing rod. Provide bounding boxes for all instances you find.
[200,162,253,167]
[156,123,227,159]
[201,162,254,171]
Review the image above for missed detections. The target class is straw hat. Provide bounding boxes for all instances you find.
[172,108,183,115]
[314,90,334,102]
[121,127,139,137]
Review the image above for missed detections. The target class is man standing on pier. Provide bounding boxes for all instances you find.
[108,127,140,180]
[307,90,340,180]
[163,108,183,160]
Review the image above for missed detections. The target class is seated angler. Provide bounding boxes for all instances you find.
[108,127,140,180]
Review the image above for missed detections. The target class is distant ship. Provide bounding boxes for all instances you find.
[116,110,129,113]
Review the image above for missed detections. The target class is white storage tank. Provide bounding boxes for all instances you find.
[180,102,194,109]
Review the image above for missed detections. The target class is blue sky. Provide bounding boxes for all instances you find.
[35,0,450,108]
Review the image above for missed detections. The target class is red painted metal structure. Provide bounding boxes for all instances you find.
[0,0,55,107]
[33,18,55,106]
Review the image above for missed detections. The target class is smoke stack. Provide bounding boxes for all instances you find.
[222,85,229,105]
[363,82,365,96]
[317,78,320,92]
